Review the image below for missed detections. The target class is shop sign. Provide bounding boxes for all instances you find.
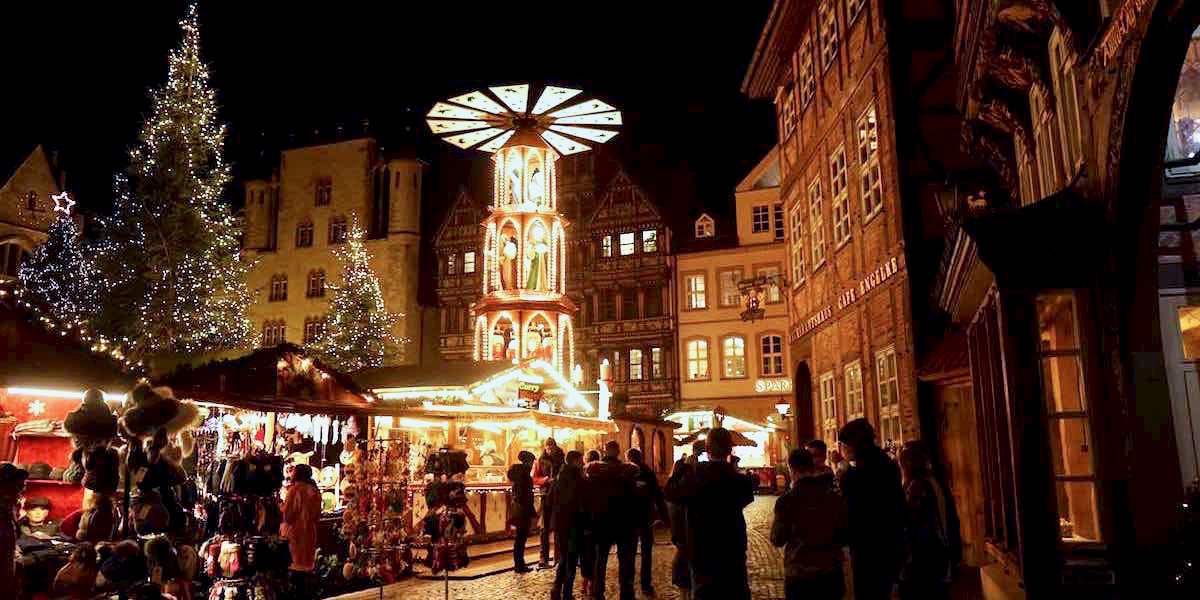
[754,378,793,393]
[789,255,902,343]
[517,381,543,407]
[1097,0,1153,68]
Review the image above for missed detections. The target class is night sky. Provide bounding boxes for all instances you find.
[3,1,777,226]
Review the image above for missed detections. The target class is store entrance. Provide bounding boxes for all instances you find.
[793,361,814,441]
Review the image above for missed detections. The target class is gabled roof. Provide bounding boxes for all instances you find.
[0,145,60,197]
[587,168,665,231]
[354,360,512,390]
[735,147,781,192]
[432,190,483,248]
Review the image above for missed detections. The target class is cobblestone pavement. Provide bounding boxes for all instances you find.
[334,495,785,600]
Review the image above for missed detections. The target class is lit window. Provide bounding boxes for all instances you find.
[799,35,816,109]
[722,336,746,378]
[306,270,325,298]
[844,360,864,419]
[846,0,867,23]
[687,339,710,380]
[686,274,707,309]
[819,0,839,70]
[1179,305,1200,359]
[809,181,826,268]
[790,203,806,285]
[303,317,324,344]
[752,205,771,233]
[820,372,838,446]
[651,347,663,379]
[601,235,613,257]
[296,221,314,248]
[447,254,457,275]
[760,335,784,376]
[464,251,476,274]
[876,346,901,447]
[774,202,785,242]
[642,229,658,253]
[695,214,715,238]
[756,266,782,303]
[1037,292,1100,542]
[329,216,348,244]
[619,232,636,255]
[630,349,644,380]
[831,147,851,246]
[858,105,884,218]
[262,320,286,347]
[315,177,332,206]
[269,274,288,302]
[780,87,797,136]
[719,268,743,307]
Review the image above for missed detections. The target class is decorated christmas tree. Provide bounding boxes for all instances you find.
[18,206,102,325]
[310,216,407,371]
[94,4,254,362]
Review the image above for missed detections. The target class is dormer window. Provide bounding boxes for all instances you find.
[695,214,715,239]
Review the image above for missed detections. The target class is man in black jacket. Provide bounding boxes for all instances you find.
[586,440,637,600]
[508,450,537,573]
[626,447,667,594]
[536,437,566,568]
[838,418,906,600]
[664,428,755,600]
[551,451,586,600]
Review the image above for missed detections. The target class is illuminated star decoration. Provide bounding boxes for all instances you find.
[51,191,75,215]
[27,399,46,417]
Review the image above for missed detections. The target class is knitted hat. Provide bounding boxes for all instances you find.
[27,462,52,480]
[24,495,51,509]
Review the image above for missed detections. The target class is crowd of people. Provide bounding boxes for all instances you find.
[511,417,959,600]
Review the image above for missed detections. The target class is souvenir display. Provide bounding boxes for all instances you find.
[340,433,414,583]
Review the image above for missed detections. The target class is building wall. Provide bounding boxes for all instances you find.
[433,192,485,361]
[0,147,60,279]
[243,138,424,364]
[767,0,917,448]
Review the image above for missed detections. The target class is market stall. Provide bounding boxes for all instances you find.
[666,406,786,490]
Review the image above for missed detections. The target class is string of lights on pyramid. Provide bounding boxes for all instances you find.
[427,84,622,155]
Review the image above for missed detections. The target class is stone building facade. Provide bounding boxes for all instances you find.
[0,146,62,280]
[432,191,485,361]
[242,137,426,364]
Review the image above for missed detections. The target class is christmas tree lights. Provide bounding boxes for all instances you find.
[310,216,408,372]
[93,4,254,362]
[19,210,101,326]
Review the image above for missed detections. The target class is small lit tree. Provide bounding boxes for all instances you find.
[19,212,102,325]
[310,216,407,371]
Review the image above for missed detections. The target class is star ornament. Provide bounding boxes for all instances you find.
[28,399,46,417]
[51,191,75,215]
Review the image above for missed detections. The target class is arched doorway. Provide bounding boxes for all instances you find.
[792,361,814,442]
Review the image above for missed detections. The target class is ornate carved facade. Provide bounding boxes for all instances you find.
[433,191,485,360]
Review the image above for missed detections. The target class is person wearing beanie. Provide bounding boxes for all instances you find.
[281,463,322,573]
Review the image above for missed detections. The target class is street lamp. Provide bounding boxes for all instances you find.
[775,401,790,417]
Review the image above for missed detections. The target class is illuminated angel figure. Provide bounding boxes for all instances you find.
[527,166,544,207]
[525,223,549,291]
[507,153,523,206]
[500,234,518,290]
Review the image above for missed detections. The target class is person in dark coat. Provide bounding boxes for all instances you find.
[534,437,566,568]
[898,441,956,600]
[771,448,848,600]
[664,428,755,600]
[551,451,587,600]
[626,447,667,594]
[508,451,537,573]
[585,440,637,600]
[667,441,703,600]
[838,418,906,600]
[579,449,601,598]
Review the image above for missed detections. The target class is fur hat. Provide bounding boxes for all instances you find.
[27,462,52,480]
[82,447,120,493]
[144,536,182,584]
[121,383,180,438]
[163,400,201,436]
[64,389,118,441]
[98,540,147,587]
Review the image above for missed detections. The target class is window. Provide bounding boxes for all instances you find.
[686,339,710,380]
[269,274,288,302]
[463,251,476,274]
[447,253,457,275]
[315,177,332,206]
[262,320,286,347]
[329,216,348,244]
[695,214,714,238]
[1030,88,1064,195]
[846,0,867,23]
[756,266,782,303]
[1037,292,1100,542]
[844,361,864,419]
[630,349,644,381]
[26,191,38,211]
[621,288,638,320]
[306,270,326,298]
[830,148,851,246]
[790,204,806,285]
[857,107,884,219]
[295,221,314,248]
[644,285,663,317]
[719,268,743,307]
[651,347,663,379]
[799,35,816,109]
[1049,29,1083,176]
[752,205,771,233]
[686,274,707,309]
[599,291,617,321]
[601,235,613,257]
[303,317,324,344]
[722,336,746,378]
[780,87,797,137]
[760,335,784,376]
[818,0,839,70]
[820,372,838,446]
[809,181,826,268]
[876,346,902,447]
[773,202,785,242]
[619,232,636,255]
[642,229,658,253]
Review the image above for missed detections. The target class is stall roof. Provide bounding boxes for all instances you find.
[354,361,513,389]
[156,343,371,415]
[0,294,135,392]
[383,405,618,434]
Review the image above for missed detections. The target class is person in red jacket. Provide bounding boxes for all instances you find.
[281,464,322,573]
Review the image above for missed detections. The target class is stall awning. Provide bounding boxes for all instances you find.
[381,406,617,435]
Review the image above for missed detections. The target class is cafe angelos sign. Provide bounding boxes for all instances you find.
[789,255,902,343]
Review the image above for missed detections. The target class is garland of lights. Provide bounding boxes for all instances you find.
[18,210,102,326]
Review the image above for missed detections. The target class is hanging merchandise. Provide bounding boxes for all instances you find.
[340,430,414,584]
